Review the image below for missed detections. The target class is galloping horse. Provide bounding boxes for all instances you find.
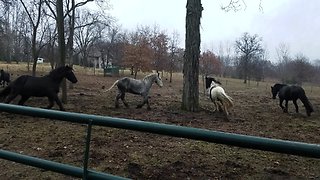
[0,69,10,87]
[106,73,163,110]
[0,65,77,111]
[208,79,233,116]
[271,83,314,116]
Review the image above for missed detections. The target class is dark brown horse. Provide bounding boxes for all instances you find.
[0,65,77,111]
[271,83,314,116]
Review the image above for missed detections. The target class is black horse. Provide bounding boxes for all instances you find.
[0,69,10,87]
[0,65,77,111]
[271,83,314,116]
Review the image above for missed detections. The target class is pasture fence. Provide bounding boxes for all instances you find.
[0,103,320,179]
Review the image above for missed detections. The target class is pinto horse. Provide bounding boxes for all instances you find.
[106,73,163,110]
[0,65,77,111]
[271,83,314,116]
[208,80,233,116]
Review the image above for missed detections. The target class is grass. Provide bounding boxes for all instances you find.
[2,61,319,97]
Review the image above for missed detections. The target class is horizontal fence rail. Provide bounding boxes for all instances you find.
[0,149,128,180]
[0,103,320,178]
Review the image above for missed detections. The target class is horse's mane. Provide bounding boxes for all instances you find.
[47,66,72,77]
[143,73,158,81]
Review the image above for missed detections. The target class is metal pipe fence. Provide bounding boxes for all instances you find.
[0,103,319,179]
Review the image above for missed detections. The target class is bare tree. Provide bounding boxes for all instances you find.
[276,42,291,82]
[74,10,105,67]
[235,32,264,83]
[167,30,181,83]
[217,41,234,77]
[122,27,153,78]
[287,53,314,84]
[20,0,47,76]
[150,26,169,73]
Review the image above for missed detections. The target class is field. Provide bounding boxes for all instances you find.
[1,63,320,179]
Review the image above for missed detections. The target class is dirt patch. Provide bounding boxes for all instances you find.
[1,72,320,179]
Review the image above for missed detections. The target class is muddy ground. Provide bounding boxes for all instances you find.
[0,70,320,179]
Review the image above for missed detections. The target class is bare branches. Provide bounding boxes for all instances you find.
[220,0,263,12]
[234,32,264,83]
[235,32,263,57]
[220,0,246,12]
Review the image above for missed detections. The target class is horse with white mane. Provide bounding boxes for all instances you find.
[207,79,233,116]
[105,73,163,110]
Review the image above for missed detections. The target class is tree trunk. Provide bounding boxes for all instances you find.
[67,0,75,90]
[182,0,203,112]
[56,0,67,103]
[31,27,38,76]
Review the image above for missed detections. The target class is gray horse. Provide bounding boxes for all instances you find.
[106,73,163,110]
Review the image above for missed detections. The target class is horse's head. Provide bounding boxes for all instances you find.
[156,73,163,87]
[64,65,78,83]
[271,83,287,99]
[306,107,314,117]
[271,86,278,99]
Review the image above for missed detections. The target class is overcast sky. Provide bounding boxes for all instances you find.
[109,0,320,62]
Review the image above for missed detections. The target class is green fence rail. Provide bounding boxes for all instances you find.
[0,103,320,179]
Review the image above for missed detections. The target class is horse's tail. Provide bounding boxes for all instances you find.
[0,75,28,100]
[220,91,234,108]
[105,80,119,92]
[300,93,314,113]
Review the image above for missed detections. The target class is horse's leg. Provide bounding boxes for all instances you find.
[293,99,299,113]
[146,96,151,110]
[115,92,122,108]
[137,95,147,109]
[217,101,224,114]
[223,103,229,116]
[279,98,285,111]
[53,95,65,111]
[46,97,54,109]
[120,93,129,108]
[5,93,18,104]
[18,96,29,105]
[212,101,217,112]
[284,100,289,113]
[218,99,223,112]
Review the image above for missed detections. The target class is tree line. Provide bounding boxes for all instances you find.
[1,0,319,108]
[1,1,319,85]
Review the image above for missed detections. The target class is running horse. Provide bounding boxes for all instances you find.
[0,65,77,111]
[106,73,163,110]
[271,83,314,116]
[207,79,233,116]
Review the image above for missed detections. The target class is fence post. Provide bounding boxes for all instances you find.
[83,120,93,180]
